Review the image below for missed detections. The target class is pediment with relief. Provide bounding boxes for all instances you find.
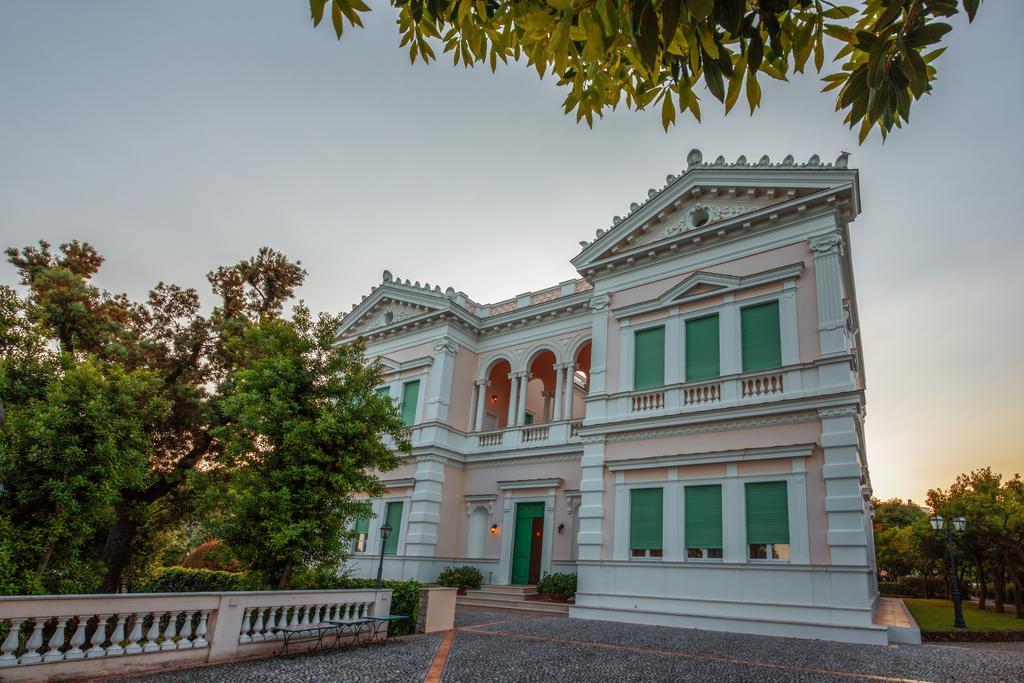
[345,299,439,335]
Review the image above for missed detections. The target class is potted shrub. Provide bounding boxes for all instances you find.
[437,565,483,595]
[536,572,576,602]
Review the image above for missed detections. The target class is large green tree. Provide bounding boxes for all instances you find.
[1,241,405,593]
[211,309,406,588]
[311,0,983,140]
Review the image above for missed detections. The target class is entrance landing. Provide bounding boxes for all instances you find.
[455,584,570,616]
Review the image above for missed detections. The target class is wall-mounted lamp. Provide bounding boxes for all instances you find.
[490,394,498,403]
[490,524,499,534]
[557,523,565,534]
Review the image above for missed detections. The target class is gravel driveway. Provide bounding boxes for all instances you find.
[122,609,1024,683]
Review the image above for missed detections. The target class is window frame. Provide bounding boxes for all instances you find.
[628,486,665,561]
[683,482,724,563]
[683,312,721,382]
[744,479,791,564]
[739,299,783,374]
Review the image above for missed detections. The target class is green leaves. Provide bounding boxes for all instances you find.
[307,0,983,142]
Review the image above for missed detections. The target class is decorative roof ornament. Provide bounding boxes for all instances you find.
[781,155,795,166]
[445,287,456,297]
[836,151,850,168]
[629,202,640,211]
[383,270,393,283]
[596,228,605,238]
[687,148,703,167]
[714,155,726,166]
[613,215,622,225]
[666,174,677,184]
[757,155,771,166]
[735,155,747,166]
[579,240,590,248]
[648,188,658,199]
[807,154,821,166]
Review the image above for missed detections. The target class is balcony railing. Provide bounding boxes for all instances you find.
[618,368,799,419]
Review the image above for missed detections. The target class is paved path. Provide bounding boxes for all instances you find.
[122,608,1024,682]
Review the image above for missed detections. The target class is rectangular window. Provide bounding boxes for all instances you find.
[745,481,790,561]
[400,380,420,426]
[382,501,403,555]
[352,515,370,553]
[685,314,720,381]
[741,301,782,372]
[629,488,663,558]
[633,326,665,390]
[524,412,534,425]
[685,484,723,559]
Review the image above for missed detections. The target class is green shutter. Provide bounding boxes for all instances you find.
[354,515,369,534]
[400,380,419,426]
[382,501,403,554]
[376,386,391,398]
[685,314,720,381]
[524,412,533,425]
[633,326,665,390]
[741,301,782,372]
[745,481,789,545]
[629,488,663,551]
[685,485,723,549]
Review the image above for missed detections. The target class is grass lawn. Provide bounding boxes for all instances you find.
[904,598,1024,632]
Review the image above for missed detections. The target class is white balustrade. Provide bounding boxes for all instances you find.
[478,431,503,447]
[569,421,583,437]
[521,426,549,443]
[741,371,784,398]
[683,381,721,406]
[0,588,389,678]
[631,389,665,413]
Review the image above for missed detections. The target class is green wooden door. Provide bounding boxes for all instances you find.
[511,502,544,585]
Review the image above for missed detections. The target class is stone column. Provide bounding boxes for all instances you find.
[541,390,554,422]
[506,372,519,427]
[473,379,489,432]
[562,364,575,420]
[552,363,565,421]
[515,371,530,426]
[425,337,459,422]
[811,233,849,356]
[404,455,446,564]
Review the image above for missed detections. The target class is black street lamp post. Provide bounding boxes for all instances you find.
[375,521,393,590]
[929,514,967,629]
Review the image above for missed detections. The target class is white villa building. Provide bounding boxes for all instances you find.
[339,150,882,644]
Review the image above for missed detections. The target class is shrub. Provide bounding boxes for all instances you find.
[182,540,241,572]
[436,565,483,592]
[137,567,262,593]
[536,572,576,601]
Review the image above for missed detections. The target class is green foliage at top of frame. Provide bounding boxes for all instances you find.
[311,0,983,141]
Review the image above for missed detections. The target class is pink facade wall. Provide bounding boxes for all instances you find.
[447,347,478,431]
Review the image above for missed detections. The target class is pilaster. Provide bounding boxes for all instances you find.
[404,456,446,557]
[811,234,850,357]
[576,436,607,561]
[587,294,611,421]
[819,407,871,566]
[425,337,459,422]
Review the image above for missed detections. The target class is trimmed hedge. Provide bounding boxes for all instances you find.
[436,565,483,592]
[536,572,576,601]
[137,567,262,593]
[878,577,948,598]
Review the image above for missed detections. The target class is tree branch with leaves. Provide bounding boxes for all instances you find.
[311,0,982,141]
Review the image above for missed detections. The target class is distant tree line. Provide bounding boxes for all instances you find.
[0,241,408,595]
[873,467,1024,617]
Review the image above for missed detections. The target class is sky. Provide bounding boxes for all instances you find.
[1,3,1021,504]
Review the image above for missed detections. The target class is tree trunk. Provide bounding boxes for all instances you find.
[277,561,294,590]
[1014,574,1023,619]
[977,559,988,610]
[995,561,1006,613]
[99,504,141,593]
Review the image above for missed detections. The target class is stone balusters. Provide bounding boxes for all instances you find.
[0,609,213,668]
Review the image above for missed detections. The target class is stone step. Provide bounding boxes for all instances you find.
[456,596,570,615]
[464,590,539,604]
[475,584,537,595]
